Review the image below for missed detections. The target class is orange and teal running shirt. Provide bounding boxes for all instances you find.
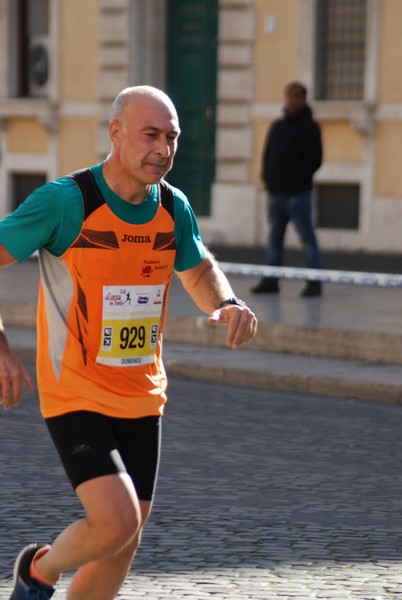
[0,164,205,418]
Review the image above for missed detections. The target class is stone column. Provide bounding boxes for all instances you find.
[201,0,257,247]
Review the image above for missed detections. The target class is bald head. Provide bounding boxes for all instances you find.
[110,86,178,128]
[105,85,181,198]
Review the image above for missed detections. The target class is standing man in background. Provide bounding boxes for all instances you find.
[252,81,323,297]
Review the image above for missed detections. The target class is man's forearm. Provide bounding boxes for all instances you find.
[177,250,237,315]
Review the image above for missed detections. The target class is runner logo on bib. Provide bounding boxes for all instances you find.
[97,284,164,366]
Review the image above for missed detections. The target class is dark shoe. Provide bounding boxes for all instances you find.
[300,281,322,297]
[9,544,56,600]
[250,277,279,294]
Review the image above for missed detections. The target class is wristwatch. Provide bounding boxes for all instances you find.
[218,297,245,309]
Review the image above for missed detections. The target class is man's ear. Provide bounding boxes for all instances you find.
[109,120,122,147]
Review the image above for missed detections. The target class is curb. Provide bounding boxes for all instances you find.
[12,345,402,406]
[5,303,402,366]
[0,301,36,328]
[164,316,402,365]
[164,360,402,405]
[6,304,402,405]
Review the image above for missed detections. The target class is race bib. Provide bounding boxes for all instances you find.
[96,284,164,367]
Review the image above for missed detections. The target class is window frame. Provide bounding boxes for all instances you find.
[299,0,379,110]
[6,0,52,99]
[314,0,367,102]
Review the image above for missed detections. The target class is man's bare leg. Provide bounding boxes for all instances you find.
[65,500,152,600]
[33,473,141,586]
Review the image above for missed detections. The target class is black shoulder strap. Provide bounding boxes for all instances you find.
[71,169,175,222]
[159,180,174,221]
[69,168,105,220]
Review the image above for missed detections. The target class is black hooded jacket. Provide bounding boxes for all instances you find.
[261,104,322,195]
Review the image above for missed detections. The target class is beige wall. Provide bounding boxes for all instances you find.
[252,119,271,186]
[252,0,303,195]
[375,122,402,197]
[60,0,100,101]
[254,0,300,102]
[7,119,49,154]
[57,0,101,175]
[378,0,402,102]
[321,123,364,163]
[58,117,99,176]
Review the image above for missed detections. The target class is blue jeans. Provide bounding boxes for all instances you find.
[267,191,322,269]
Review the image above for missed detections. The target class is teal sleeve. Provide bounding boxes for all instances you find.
[0,178,83,262]
[0,174,204,268]
[172,187,206,271]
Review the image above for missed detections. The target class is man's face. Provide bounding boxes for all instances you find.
[284,87,306,114]
[111,96,181,188]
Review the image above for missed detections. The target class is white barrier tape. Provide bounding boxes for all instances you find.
[219,262,402,288]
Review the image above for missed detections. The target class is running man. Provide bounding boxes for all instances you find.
[0,86,257,600]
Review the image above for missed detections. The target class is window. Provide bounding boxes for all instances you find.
[315,0,367,100]
[11,173,46,211]
[11,0,50,98]
[315,184,360,230]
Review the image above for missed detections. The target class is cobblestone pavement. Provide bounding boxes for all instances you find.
[1,367,402,599]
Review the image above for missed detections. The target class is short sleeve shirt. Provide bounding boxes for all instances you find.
[0,163,205,271]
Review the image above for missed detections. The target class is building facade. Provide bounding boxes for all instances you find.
[0,0,401,254]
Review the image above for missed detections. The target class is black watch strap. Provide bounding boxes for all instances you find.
[218,297,244,309]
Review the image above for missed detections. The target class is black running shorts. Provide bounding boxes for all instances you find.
[45,411,161,501]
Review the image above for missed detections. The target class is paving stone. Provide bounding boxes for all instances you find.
[2,375,402,598]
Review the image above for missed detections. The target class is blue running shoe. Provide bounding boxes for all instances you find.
[9,544,56,599]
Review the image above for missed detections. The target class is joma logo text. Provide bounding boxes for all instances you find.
[121,234,151,243]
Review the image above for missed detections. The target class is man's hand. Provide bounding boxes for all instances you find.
[208,304,258,350]
[0,336,34,410]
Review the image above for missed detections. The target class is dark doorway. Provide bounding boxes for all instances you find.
[166,0,218,215]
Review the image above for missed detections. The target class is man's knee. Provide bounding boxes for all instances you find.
[78,474,142,556]
[99,504,140,553]
[82,500,140,560]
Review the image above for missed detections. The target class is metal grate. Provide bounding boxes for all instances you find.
[11,173,46,211]
[315,183,360,230]
[315,0,367,100]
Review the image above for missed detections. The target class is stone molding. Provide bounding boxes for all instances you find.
[217,0,255,184]
[96,0,131,157]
